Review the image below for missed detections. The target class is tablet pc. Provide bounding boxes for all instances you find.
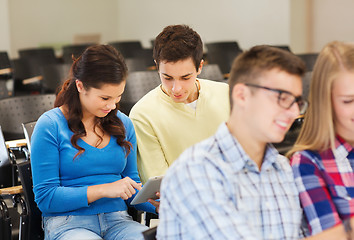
[130,176,163,205]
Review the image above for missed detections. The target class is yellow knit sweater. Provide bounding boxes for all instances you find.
[129,79,230,183]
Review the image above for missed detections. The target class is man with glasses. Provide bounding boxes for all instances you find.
[157,45,309,239]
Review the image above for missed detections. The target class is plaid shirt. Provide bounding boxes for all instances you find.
[291,136,354,235]
[157,123,303,240]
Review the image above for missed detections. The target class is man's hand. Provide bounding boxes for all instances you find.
[148,192,160,213]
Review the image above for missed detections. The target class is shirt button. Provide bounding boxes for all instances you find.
[344,195,352,201]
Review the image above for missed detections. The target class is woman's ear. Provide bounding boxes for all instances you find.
[75,80,84,93]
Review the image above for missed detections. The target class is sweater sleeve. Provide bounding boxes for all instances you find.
[120,112,139,182]
[31,113,89,214]
[129,111,168,184]
[118,112,156,213]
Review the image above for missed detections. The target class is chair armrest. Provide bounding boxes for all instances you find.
[6,139,27,148]
[0,68,12,75]
[0,185,23,195]
[145,212,159,227]
[22,75,43,85]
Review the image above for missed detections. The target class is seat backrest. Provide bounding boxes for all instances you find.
[40,63,71,93]
[18,48,58,87]
[122,71,160,103]
[109,41,143,58]
[0,81,9,100]
[125,58,149,72]
[11,58,32,80]
[0,51,12,81]
[62,44,92,64]
[297,53,319,72]
[302,71,312,101]
[22,121,37,154]
[19,48,57,64]
[119,71,160,115]
[0,52,11,69]
[206,42,243,75]
[17,161,44,240]
[0,126,14,188]
[11,58,43,95]
[132,48,155,67]
[0,126,10,168]
[198,64,225,82]
[0,94,55,140]
[206,41,242,52]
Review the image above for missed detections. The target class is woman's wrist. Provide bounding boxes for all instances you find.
[87,184,106,204]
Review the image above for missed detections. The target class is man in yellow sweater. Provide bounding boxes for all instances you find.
[129,25,230,183]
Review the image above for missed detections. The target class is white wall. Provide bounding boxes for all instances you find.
[9,0,353,58]
[312,0,354,52]
[0,0,11,52]
[8,0,119,58]
[290,0,309,54]
[5,0,292,57]
[116,0,291,50]
[5,0,293,57]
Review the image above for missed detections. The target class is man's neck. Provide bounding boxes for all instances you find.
[186,80,200,103]
[226,118,266,170]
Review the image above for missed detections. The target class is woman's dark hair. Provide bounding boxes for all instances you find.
[55,44,130,158]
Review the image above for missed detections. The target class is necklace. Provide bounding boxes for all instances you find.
[195,80,200,99]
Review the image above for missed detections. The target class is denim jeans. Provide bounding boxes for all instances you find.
[43,211,148,240]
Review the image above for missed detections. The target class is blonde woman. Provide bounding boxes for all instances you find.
[288,41,354,239]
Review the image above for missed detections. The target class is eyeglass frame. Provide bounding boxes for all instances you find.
[244,83,308,114]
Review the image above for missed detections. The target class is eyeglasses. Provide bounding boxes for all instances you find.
[245,83,308,114]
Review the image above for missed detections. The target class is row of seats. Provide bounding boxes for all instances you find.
[1,50,219,97]
[0,68,312,142]
[0,94,55,240]
[0,121,42,239]
[0,64,224,114]
[1,40,318,96]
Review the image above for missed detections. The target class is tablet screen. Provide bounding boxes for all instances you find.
[130,176,163,205]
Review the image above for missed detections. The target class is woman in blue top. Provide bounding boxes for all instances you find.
[31,45,156,240]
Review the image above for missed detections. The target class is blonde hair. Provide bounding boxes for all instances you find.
[287,41,354,157]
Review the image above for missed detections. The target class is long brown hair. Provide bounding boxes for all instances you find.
[287,41,354,158]
[55,44,131,158]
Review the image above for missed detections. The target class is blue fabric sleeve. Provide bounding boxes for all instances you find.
[31,113,89,214]
[117,112,156,213]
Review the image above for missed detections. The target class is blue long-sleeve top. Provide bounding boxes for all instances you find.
[31,108,156,217]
